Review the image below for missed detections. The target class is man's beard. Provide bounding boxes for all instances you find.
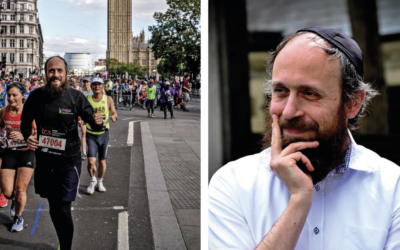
[44,76,69,99]
[262,103,350,185]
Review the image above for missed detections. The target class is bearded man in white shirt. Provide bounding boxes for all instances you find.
[209,26,400,250]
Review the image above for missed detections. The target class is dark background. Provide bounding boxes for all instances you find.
[209,0,400,180]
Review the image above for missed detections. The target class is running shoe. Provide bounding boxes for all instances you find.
[151,114,156,118]
[183,108,189,112]
[171,116,176,119]
[11,216,23,232]
[0,193,7,207]
[10,200,15,217]
[81,154,87,161]
[97,181,106,193]
[87,180,97,195]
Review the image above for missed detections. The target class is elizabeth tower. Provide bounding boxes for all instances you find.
[106,0,133,63]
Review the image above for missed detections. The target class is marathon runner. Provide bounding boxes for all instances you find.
[79,77,93,160]
[20,56,103,250]
[0,82,36,232]
[86,77,118,194]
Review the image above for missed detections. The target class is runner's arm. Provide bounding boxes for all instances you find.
[108,96,118,122]
[21,92,37,142]
[0,107,6,128]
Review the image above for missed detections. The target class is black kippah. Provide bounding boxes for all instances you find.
[297,26,363,77]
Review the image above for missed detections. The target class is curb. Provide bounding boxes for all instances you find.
[141,122,186,250]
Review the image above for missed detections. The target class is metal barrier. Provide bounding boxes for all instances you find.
[109,91,137,109]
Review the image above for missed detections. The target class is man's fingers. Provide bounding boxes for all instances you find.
[291,152,314,172]
[281,141,319,157]
[271,114,282,158]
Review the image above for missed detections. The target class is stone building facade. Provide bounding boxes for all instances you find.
[106,0,159,76]
[0,0,44,78]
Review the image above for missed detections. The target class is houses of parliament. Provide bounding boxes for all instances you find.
[106,0,160,76]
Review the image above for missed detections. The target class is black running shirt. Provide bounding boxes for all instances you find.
[21,87,102,167]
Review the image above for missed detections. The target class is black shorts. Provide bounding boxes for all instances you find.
[34,162,81,201]
[0,147,5,159]
[86,130,109,160]
[2,149,35,170]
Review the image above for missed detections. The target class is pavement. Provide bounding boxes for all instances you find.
[0,98,201,250]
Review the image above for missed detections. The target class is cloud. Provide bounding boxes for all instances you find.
[57,0,168,20]
[60,0,107,12]
[43,36,106,64]
[132,0,169,21]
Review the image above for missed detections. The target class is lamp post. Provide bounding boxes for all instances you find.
[31,39,34,76]
[146,45,150,78]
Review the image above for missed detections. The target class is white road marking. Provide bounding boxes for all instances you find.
[122,117,135,120]
[118,211,129,250]
[127,121,134,146]
[113,206,124,210]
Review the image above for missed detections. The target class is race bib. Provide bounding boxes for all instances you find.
[7,139,27,148]
[39,135,66,151]
[39,127,68,153]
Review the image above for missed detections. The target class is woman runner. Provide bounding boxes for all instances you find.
[0,82,36,232]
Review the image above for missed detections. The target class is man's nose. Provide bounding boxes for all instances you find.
[282,94,304,120]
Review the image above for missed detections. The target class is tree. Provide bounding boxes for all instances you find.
[105,58,119,70]
[149,0,200,77]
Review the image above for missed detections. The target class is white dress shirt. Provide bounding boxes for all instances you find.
[209,134,400,250]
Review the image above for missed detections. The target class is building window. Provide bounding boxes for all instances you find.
[10,26,15,34]
[20,40,24,48]
[133,53,137,57]
[10,40,15,48]
[151,60,155,66]
[134,60,137,64]
[1,15,6,21]
[28,54,33,63]
[20,26,24,34]
[20,14,24,21]
[29,27,33,34]
[151,53,154,57]
[11,4,14,10]
[19,53,24,63]
[142,59,146,65]
[11,15,15,20]
[20,4,25,10]
[29,15,33,21]
[28,5,32,10]
[1,39,6,48]
[1,26,6,34]
[142,53,146,58]
[10,53,14,63]
[1,53,6,62]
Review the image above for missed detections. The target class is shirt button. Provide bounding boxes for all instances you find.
[314,227,319,235]
[315,185,320,191]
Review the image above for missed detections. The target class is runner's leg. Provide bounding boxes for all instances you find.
[98,160,106,179]
[48,198,73,250]
[1,169,16,199]
[14,167,34,216]
[81,124,86,156]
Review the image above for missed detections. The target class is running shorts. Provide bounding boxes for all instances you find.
[86,130,109,160]
[183,93,190,102]
[2,149,35,170]
[0,147,5,159]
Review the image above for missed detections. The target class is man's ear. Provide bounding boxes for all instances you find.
[346,91,366,119]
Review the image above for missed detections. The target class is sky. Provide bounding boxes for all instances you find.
[37,0,169,66]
